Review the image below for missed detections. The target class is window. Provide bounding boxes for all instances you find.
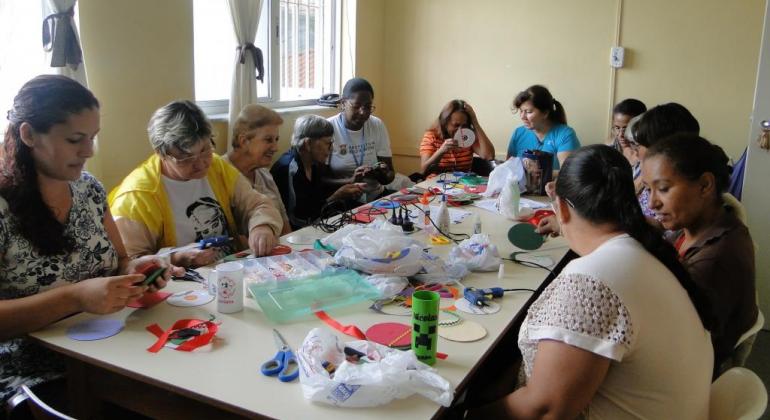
[193,0,338,114]
[0,1,65,137]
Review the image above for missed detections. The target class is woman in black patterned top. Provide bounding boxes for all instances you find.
[0,75,172,403]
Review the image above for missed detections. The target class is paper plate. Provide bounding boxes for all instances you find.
[167,290,214,307]
[366,322,411,348]
[507,223,545,250]
[439,320,487,342]
[67,318,124,341]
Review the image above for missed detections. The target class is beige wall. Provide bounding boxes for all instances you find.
[79,0,195,189]
[78,0,764,189]
[615,0,764,159]
[376,0,764,169]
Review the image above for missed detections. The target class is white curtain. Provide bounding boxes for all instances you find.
[227,0,264,146]
[43,0,87,86]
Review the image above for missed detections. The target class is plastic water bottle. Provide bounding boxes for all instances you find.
[437,195,450,234]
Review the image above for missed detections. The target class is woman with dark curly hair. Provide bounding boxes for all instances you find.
[0,75,171,403]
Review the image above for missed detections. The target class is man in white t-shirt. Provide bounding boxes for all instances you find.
[324,78,395,203]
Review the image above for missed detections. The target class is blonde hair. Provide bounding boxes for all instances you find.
[231,104,283,148]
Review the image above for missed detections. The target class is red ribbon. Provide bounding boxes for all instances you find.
[146,319,219,353]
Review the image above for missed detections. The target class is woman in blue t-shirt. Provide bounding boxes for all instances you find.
[506,85,580,170]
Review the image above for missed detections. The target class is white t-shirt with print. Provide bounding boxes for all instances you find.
[519,234,712,420]
[327,113,392,179]
[161,176,229,246]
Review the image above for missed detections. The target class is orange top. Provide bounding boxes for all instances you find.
[419,129,475,174]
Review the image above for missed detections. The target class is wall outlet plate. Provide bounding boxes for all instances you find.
[610,46,625,68]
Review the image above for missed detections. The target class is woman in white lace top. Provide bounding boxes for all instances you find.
[470,145,714,419]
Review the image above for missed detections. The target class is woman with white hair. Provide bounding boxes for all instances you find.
[224,104,291,235]
[109,100,283,267]
[271,115,364,230]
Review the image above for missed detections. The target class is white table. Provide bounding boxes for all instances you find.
[30,194,569,419]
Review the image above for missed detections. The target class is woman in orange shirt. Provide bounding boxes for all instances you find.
[419,100,494,176]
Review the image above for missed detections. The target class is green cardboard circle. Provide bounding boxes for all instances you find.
[507,223,544,250]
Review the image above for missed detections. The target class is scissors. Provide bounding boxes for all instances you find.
[260,329,299,382]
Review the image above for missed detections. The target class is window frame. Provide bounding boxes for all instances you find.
[195,0,340,115]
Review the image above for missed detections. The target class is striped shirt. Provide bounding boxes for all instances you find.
[419,129,475,174]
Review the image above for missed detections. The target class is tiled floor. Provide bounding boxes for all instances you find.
[745,329,770,419]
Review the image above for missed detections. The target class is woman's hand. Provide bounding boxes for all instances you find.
[249,225,276,257]
[352,165,372,181]
[463,101,479,123]
[535,215,561,237]
[74,274,147,314]
[124,255,180,292]
[170,248,219,268]
[439,138,459,153]
[330,183,365,201]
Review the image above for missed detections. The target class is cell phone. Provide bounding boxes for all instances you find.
[137,263,165,286]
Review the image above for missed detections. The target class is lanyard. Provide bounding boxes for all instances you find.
[336,113,366,167]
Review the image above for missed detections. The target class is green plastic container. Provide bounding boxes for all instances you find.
[411,290,439,365]
[247,269,379,323]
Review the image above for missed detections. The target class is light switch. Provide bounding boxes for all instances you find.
[610,46,624,68]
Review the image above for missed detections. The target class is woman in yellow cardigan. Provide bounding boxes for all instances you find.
[109,101,283,267]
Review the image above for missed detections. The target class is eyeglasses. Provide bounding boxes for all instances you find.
[167,143,214,166]
[345,102,375,113]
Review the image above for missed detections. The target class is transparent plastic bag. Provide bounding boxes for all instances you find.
[448,234,502,272]
[297,328,453,407]
[335,229,426,276]
[483,157,527,198]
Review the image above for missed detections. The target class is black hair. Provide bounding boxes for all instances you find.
[341,77,374,99]
[433,99,475,139]
[613,98,647,117]
[555,145,714,331]
[513,85,567,125]
[632,102,699,148]
[1,75,99,256]
[646,133,732,202]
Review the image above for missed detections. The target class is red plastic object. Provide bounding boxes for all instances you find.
[526,209,555,227]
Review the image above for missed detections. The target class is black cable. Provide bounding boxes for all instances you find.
[406,201,470,243]
[504,252,554,274]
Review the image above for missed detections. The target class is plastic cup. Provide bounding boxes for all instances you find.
[216,262,244,313]
[411,290,439,365]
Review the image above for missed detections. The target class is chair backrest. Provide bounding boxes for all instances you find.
[737,310,765,349]
[710,367,768,420]
[19,385,76,420]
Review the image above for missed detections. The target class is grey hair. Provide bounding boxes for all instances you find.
[148,100,212,156]
[291,114,334,148]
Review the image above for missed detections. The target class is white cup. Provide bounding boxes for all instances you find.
[215,262,244,313]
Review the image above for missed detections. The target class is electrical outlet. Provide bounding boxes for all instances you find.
[610,46,625,68]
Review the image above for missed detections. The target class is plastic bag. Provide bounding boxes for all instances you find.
[335,228,426,276]
[448,234,502,272]
[483,157,527,197]
[320,224,363,250]
[414,253,470,283]
[297,328,453,407]
[365,274,409,298]
[498,173,521,220]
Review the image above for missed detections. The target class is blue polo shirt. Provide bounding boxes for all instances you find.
[506,124,581,169]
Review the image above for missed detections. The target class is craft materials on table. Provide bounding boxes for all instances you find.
[146,316,219,353]
[166,290,214,307]
[408,206,472,225]
[438,320,487,342]
[472,197,549,214]
[136,262,166,286]
[241,249,335,285]
[365,322,411,349]
[260,329,299,382]
[454,298,501,315]
[156,235,232,257]
[67,318,125,341]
